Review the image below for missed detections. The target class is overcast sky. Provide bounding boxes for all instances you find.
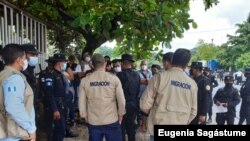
[165,0,250,52]
[103,0,250,53]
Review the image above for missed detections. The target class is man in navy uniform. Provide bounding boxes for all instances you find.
[214,75,240,125]
[190,62,211,125]
[239,68,250,124]
[203,67,218,123]
[117,54,140,141]
[43,53,68,141]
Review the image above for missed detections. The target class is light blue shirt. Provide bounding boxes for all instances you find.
[138,69,153,98]
[2,74,36,140]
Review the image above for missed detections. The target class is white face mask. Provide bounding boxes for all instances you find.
[28,56,39,66]
[114,66,122,72]
[85,57,91,62]
[61,63,67,71]
[141,65,148,71]
[22,59,28,71]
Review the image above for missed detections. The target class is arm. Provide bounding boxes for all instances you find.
[79,79,87,121]
[3,75,36,134]
[228,89,241,108]
[140,75,159,114]
[213,89,220,104]
[115,77,126,123]
[200,79,210,116]
[189,83,198,123]
[44,75,58,113]
[66,67,74,81]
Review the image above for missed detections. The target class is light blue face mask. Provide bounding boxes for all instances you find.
[28,57,38,66]
[61,63,67,71]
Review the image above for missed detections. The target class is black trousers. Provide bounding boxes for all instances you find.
[121,103,136,141]
[216,113,234,125]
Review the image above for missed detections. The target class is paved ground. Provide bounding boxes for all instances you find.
[64,80,244,141]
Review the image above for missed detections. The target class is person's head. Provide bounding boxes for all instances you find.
[104,56,111,62]
[92,53,106,70]
[21,44,40,67]
[172,48,191,70]
[244,67,250,78]
[51,53,67,72]
[224,75,234,88]
[162,52,174,70]
[106,60,112,72]
[151,64,161,75]
[121,54,134,69]
[140,60,148,71]
[68,55,77,63]
[190,62,203,77]
[2,44,27,71]
[112,59,121,72]
[45,57,53,71]
[82,52,91,63]
[203,67,210,76]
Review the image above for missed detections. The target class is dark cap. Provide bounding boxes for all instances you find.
[21,44,40,54]
[121,54,135,62]
[224,75,234,81]
[191,62,203,68]
[245,67,250,74]
[50,53,67,62]
[92,54,105,65]
[163,52,174,62]
[203,67,210,72]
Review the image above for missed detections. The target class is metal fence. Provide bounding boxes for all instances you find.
[0,0,47,71]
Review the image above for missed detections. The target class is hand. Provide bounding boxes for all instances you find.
[29,132,36,141]
[199,116,206,124]
[53,111,60,120]
[216,101,220,106]
[84,116,88,123]
[222,103,228,107]
[118,116,123,124]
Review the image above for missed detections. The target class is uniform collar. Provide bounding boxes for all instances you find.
[5,66,20,73]
[170,67,183,72]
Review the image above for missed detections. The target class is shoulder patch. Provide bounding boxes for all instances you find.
[206,85,211,91]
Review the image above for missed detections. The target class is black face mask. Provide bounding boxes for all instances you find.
[225,83,233,88]
[203,72,208,76]
[189,69,193,76]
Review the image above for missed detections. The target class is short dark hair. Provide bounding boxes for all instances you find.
[151,64,161,70]
[104,56,110,59]
[172,48,191,67]
[163,52,174,62]
[2,44,25,65]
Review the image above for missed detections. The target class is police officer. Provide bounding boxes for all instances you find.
[79,54,125,141]
[0,44,36,141]
[140,49,197,141]
[239,68,250,124]
[43,53,68,141]
[214,75,240,125]
[190,62,211,125]
[203,67,218,123]
[117,54,140,141]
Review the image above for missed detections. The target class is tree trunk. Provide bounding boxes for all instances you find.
[81,34,107,56]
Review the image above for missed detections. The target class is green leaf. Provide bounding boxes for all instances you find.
[192,22,198,29]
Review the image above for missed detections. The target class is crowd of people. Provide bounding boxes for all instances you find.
[0,43,250,141]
